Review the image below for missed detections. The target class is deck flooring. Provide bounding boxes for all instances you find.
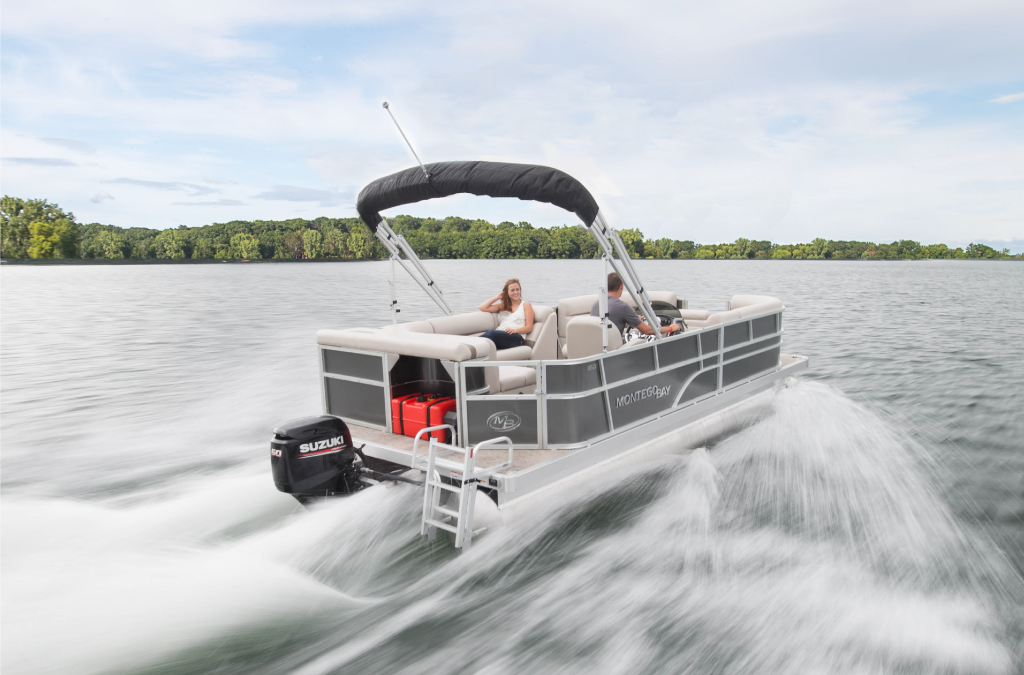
[348,423,572,472]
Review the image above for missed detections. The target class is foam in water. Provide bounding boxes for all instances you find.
[282,382,1019,675]
[3,382,1020,674]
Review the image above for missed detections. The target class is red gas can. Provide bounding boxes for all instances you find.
[399,394,457,440]
[390,393,421,436]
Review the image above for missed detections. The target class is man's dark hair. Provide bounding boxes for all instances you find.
[607,272,624,292]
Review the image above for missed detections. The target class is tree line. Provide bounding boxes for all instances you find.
[2,196,1019,261]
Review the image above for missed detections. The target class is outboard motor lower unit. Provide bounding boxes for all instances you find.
[271,416,365,502]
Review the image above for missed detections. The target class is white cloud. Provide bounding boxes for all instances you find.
[91,191,115,203]
[252,185,348,207]
[1,0,1021,243]
[3,157,77,166]
[40,137,97,154]
[172,199,245,206]
[990,92,1024,104]
[104,178,218,196]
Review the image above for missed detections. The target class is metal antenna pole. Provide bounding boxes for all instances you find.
[383,101,430,180]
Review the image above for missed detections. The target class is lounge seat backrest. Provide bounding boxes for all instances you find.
[565,316,622,359]
[685,295,783,330]
[524,305,557,360]
[557,295,598,339]
[622,291,678,309]
[730,295,784,318]
[426,312,497,336]
[317,329,499,393]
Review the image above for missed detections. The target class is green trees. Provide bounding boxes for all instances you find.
[155,228,189,259]
[94,231,127,259]
[2,197,79,258]
[27,220,78,258]
[229,233,261,259]
[303,230,324,259]
[3,195,1022,261]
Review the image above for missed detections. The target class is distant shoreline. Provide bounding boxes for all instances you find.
[4,197,1019,261]
[3,257,1019,266]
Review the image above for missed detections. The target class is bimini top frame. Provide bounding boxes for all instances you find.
[356,160,663,337]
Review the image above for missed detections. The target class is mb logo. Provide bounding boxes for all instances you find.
[487,411,522,432]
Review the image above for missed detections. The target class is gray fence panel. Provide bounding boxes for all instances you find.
[546,361,603,395]
[726,335,781,360]
[723,347,781,387]
[547,393,609,445]
[751,314,778,339]
[323,350,385,382]
[603,345,656,384]
[325,378,387,426]
[679,370,718,403]
[657,335,699,367]
[700,329,721,355]
[724,321,750,348]
[466,398,539,446]
[609,363,699,428]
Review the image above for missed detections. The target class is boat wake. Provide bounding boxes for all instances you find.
[3,382,1020,674]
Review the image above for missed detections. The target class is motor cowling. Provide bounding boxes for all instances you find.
[270,416,365,500]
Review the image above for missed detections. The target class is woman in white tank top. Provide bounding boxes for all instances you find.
[478,278,535,350]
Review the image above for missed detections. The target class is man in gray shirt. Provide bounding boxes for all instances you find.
[591,273,680,338]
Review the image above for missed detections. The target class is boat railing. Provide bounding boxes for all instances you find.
[456,306,785,450]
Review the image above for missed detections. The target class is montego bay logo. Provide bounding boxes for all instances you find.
[297,435,347,458]
[615,385,671,408]
[487,412,521,432]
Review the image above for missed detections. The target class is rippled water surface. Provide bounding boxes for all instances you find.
[2,260,1022,674]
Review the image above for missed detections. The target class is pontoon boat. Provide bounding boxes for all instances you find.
[270,161,808,550]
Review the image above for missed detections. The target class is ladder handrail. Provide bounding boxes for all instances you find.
[420,434,515,552]
[411,425,456,468]
[468,436,514,480]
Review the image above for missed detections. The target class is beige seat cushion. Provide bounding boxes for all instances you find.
[557,294,598,339]
[427,312,498,335]
[495,346,533,361]
[381,321,433,333]
[525,306,557,360]
[684,296,782,330]
[730,295,778,310]
[565,316,623,359]
[317,328,496,361]
[621,290,678,309]
[497,366,537,394]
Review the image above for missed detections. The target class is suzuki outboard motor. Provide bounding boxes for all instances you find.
[270,416,365,502]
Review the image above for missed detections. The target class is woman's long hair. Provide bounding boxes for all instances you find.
[499,278,521,313]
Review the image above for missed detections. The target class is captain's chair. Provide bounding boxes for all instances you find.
[556,291,679,358]
[565,316,623,359]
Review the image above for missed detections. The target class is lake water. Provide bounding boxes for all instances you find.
[2,259,1022,674]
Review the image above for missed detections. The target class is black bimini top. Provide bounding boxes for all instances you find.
[356,161,600,231]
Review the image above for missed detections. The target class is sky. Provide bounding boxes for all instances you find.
[1,0,1022,250]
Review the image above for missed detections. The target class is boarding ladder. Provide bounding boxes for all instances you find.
[410,427,514,551]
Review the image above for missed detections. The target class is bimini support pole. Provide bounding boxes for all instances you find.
[375,218,453,316]
[600,256,610,352]
[388,255,399,324]
[588,211,663,340]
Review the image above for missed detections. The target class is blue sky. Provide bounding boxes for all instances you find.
[2,0,1022,250]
